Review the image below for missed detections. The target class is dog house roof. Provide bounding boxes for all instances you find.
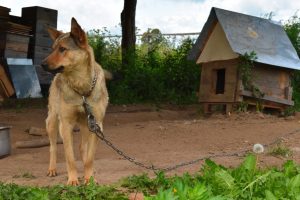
[188,7,300,70]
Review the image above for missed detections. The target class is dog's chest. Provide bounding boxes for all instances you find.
[60,86,101,116]
[62,90,83,105]
[59,82,99,105]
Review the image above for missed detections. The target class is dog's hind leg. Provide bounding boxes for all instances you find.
[46,112,59,177]
[60,119,79,185]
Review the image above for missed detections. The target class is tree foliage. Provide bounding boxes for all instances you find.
[284,15,300,111]
[88,30,200,104]
[88,13,300,107]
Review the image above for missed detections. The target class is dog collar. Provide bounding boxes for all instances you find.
[84,70,98,97]
[69,69,98,97]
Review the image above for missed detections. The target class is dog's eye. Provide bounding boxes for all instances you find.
[59,46,67,53]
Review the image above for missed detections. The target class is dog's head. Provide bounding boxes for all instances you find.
[41,18,93,74]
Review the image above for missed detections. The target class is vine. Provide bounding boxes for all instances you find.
[238,51,265,111]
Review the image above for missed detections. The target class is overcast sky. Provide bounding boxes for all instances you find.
[0,0,299,35]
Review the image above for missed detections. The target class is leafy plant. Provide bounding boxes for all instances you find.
[0,178,127,200]
[121,173,157,195]
[284,15,300,112]
[87,30,200,105]
[238,51,257,90]
[1,155,300,199]
[238,51,265,112]
[269,143,293,158]
[142,155,300,199]
[237,101,248,112]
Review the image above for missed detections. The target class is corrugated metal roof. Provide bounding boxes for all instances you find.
[188,7,300,70]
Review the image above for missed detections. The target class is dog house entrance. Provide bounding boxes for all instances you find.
[215,68,225,94]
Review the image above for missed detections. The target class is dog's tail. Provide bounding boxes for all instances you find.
[103,69,123,81]
[104,69,113,80]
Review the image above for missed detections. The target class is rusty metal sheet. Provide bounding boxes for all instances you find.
[6,58,42,98]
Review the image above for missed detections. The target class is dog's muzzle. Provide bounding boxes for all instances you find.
[41,62,64,74]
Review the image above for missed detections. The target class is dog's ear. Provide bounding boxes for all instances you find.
[70,17,87,48]
[47,27,63,41]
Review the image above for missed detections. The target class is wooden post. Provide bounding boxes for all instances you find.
[226,104,232,114]
[203,103,211,114]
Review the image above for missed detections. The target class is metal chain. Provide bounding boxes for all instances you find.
[70,69,98,97]
[82,98,300,172]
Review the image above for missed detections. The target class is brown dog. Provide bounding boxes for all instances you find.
[41,18,108,185]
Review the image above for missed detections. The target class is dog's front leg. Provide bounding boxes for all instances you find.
[59,119,79,185]
[80,121,101,184]
[46,113,59,177]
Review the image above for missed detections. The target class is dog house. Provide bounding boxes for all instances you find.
[188,7,300,113]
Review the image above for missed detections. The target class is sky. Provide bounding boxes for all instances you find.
[0,0,299,35]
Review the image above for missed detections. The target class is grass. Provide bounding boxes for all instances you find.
[269,144,293,158]
[13,172,36,179]
[1,154,300,200]
[0,178,127,200]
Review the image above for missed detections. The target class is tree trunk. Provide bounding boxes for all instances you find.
[121,0,137,67]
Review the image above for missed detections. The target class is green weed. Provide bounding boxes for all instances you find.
[0,178,127,200]
[269,144,293,158]
[1,155,300,199]
[13,172,36,179]
[145,154,300,199]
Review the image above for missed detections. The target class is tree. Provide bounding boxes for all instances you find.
[284,15,300,110]
[121,0,137,67]
[284,15,300,56]
[141,28,167,52]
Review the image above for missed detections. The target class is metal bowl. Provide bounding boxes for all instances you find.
[0,126,11,158]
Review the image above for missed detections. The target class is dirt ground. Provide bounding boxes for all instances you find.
[1,104,300,186]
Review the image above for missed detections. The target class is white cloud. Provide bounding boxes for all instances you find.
[0,0,299,35]
[0,0,123,32]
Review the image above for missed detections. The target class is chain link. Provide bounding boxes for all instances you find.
[82,99,300,172]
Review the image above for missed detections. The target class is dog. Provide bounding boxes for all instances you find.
[41,18,109,185]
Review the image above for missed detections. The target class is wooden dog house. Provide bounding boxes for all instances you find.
[188,7,300,113]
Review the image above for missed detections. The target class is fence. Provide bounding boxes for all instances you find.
[100,32,200,46]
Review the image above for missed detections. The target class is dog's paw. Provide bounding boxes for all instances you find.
[84,177,97,185]
[67,179,79,186]
[47,169,57,177]
[84,178,90,185]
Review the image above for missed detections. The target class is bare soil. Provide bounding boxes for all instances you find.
[1,104,300,186]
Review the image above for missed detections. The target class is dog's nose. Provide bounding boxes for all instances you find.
[41,61,48,70]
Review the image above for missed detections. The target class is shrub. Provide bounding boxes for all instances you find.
[87,30,200,104]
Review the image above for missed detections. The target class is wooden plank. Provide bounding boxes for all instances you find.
[199,59,238,102]
[15,137,62,148]
[33,46,51,54]
[0,64,15,97]
[241,90,294,106]
[3,50,28,58]
[6,33,30,43]
[22,7,57,22]
[33,20,57,34]
[33,33,52,47]
[203,103,210,114]
[226,104,233,113]
[247,64,292,99]
[5,42,28,52]
[285,87,293,100]
[243,97,287,110]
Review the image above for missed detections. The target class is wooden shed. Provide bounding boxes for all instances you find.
[188,7,300,113]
